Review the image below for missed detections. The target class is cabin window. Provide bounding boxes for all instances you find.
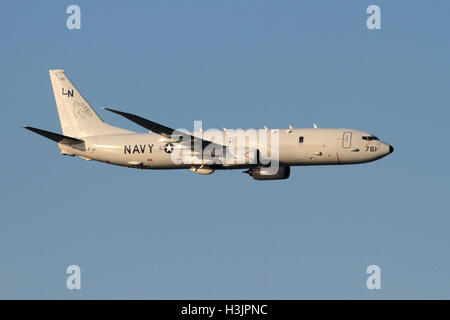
[299,136,304,143]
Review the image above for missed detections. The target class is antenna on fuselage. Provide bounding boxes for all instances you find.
[313,123,318,129]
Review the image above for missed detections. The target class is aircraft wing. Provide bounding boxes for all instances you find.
[102,107,224,150]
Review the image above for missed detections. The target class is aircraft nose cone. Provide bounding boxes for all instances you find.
[389,145,394,154]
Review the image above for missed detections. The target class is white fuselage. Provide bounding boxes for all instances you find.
[58,128,393,170]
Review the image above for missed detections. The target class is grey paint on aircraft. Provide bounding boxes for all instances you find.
[24,70,394,180]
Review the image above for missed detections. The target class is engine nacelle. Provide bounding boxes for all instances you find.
[245,165,290,180]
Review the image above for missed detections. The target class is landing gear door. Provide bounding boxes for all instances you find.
[342,132,352,149]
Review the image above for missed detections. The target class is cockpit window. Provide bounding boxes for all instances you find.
[362,136,379,141]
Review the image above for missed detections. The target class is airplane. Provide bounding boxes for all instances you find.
[24,70,394,180]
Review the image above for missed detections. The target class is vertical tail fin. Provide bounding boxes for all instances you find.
[49,70,132,138]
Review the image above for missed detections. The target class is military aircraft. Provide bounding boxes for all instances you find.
[24,70,394,180]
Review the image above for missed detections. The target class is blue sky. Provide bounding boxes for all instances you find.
[0,0,449,299]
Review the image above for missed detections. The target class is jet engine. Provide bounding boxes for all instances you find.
[244,165,290,180]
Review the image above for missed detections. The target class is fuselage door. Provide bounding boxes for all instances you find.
[342,132,352,149]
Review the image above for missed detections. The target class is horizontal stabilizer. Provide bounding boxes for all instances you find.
[23,126,84,145]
